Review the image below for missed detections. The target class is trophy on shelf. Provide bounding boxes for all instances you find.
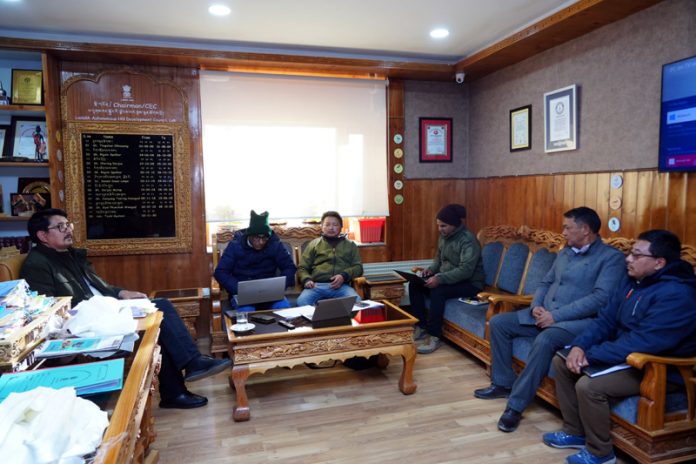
[0,81,8,105]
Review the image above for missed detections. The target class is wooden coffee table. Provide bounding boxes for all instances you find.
[226,300,418,421]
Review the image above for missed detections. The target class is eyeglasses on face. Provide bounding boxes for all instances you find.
[47,222,74,233]
[250,235,270,241]
[627,250,656,259]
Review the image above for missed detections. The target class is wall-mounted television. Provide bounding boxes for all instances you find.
[659,54,696,172]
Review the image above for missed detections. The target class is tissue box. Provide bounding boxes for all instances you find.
[354,307,386,324]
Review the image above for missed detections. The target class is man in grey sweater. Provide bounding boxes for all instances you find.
[473,207,625,433]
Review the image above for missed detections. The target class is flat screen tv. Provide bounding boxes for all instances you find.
[659,54,696,171]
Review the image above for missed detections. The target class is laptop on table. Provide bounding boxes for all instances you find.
[235,276,287,306]
[311,296,357,328]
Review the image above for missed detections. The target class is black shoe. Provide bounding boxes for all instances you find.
[497,407,522,432]
[184,355,231,382]
[159,391,208,409]
[474,384,512,399]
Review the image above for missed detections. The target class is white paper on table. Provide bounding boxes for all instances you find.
[66,296,137,337]
[273,305,315,320]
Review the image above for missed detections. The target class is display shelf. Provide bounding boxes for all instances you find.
[0,104,45,113]
[0,216,29,222]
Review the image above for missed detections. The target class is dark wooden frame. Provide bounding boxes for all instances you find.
[510,104,531,152]
[419,117,452,163]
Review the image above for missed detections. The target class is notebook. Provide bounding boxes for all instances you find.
[311,296,357,327]
[235,276,287,306]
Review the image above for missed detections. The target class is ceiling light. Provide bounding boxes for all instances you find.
[430,28,450,39]
[209,4,231,16]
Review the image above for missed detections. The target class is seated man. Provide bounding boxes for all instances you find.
[213,210,296,311]
[20,209,230,410]
[296,210,362,306]
[543,229,696,464]
[474,207,625,433]
[409,203,484,354]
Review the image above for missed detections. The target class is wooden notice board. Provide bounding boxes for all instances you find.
[61,70,192,255]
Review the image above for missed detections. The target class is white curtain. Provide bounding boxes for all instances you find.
[200,71,388,222]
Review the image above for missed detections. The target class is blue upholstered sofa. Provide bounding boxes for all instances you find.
[441,225,696,464]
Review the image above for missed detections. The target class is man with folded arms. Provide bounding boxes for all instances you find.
[21,209,230,409]
[474,207,625,432]
[543,229,696,464]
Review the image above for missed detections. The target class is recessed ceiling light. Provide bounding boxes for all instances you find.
[209,4,231,16]
[430,28,450,39]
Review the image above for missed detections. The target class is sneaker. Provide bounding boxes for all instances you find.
[542,431,586,449]
[497,407,522,432]
[413,326,427,341]
[417,336,442,354]
[566,448,616,464]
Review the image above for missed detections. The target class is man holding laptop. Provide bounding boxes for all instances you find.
[214,210,297,312]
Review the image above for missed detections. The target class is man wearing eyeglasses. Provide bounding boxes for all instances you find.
[214,210,297,311]
[543,229,696,464]
[21,209,231,410]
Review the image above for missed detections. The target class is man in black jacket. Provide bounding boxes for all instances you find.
[20,209,230,409]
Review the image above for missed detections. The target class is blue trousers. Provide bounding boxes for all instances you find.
[152,298,201,399]
[489,310,575,412]
[296,283,360,307]
[408,281,479,338]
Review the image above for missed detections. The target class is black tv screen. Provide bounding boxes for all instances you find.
[659,54,696,171]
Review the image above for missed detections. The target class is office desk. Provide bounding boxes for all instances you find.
[95,311,163,464]
[226,300,417,421]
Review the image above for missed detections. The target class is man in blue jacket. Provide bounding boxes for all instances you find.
[474,207,625,433]
[214,210,297,311]
[543,229,696,464]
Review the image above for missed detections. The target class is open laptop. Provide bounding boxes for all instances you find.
[311,296,357,328]
[394,270,427,286]
[235,276,287,306]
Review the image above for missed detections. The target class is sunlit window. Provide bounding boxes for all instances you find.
[200,72,388,225]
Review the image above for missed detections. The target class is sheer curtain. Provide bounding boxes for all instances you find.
[200,71,388,222]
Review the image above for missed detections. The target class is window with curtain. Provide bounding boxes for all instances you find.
[200,71,388,223]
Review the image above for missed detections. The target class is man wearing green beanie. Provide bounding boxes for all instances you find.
[214,210,297,311]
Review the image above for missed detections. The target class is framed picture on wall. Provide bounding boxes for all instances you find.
[0,125,10,157]
[544,84,577,153]
[419,117,452,162]
[510,105,531,152]
[10,116,48,161]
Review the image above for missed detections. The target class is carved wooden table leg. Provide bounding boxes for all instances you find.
[398,343,417,394]
[232,365,251,421]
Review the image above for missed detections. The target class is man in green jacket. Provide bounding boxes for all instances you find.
[411,204,485,354]
[297,211,363,306]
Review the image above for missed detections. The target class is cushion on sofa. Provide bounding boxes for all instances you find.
[611,390,688,424]
[522,248,557,294]
[444,300,488,339]
[496,242,529,294]
[481,241,504,287]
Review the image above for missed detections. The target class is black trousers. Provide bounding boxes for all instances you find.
[408,281,479,337]
[153,298,200,399]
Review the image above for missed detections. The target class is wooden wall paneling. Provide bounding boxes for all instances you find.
[42,52,65,211]
[666,172,687,241]
[686,174,696,245]
[387,80,404,262]
[634,171,653,235]
[650,171,669,231]
[594,173,610,234]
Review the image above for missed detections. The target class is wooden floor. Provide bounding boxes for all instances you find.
[152,342,634,463]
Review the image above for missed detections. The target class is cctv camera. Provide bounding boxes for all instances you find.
[455,72,466,84]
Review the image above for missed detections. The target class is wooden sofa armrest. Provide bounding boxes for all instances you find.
[625,352,696,430]
[486,293,533,307]
[481,294,533,340]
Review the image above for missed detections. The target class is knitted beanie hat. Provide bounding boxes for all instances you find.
[436,204,467,227]
[247,210,272,236]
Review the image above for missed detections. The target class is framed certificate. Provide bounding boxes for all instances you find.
[10,116,48,161]
[544,84,577,153]
[11,69,44,105]
[510,105,531,152]
[419,117,452,162]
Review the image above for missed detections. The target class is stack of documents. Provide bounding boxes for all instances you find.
[0,358,125,401]
[35,336,124,359]
[0,279,30,311]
